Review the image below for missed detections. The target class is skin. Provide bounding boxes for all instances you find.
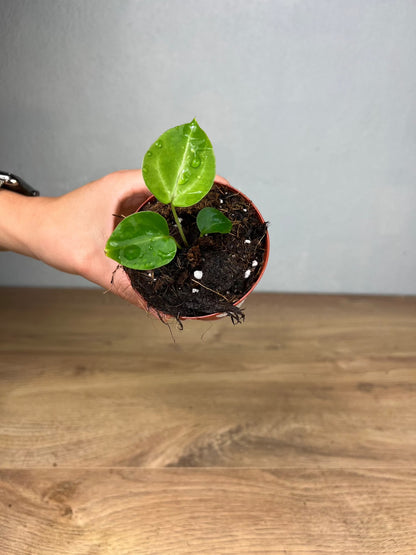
[0,170,230,313]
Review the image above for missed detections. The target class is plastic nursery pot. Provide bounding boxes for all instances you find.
[130,182,270,321]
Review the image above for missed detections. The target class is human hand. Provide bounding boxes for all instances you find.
[43,170,153,309]
[27,170,230,312]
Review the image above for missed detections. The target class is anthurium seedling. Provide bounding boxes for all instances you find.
[105,119,232,270]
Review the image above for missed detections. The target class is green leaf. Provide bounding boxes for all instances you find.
[105,211,177,270]
[142,119,216,208]
[196,207,233,236]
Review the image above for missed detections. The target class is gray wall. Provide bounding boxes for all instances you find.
[1,0,415,294]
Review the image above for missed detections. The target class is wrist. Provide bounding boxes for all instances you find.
[0,190,55,258]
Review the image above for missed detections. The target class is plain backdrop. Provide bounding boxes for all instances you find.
[0,0,415,294]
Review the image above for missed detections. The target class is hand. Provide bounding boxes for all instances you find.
[42,170,153,309]
[30,170,230,312]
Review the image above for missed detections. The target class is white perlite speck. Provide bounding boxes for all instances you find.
[193,270,203,280]
[244,269,251,278]
[192,288,199,293]
[252,260,258,267]
[244,239,251,244]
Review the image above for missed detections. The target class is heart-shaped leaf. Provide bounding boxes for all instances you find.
[142,119,216,208]
[105,211,177,270]
[196,207,233,236]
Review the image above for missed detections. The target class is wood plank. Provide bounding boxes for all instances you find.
[1,347,416,469]
[0,288,415,357]
[0,289,415,468]
[1,468,415,554]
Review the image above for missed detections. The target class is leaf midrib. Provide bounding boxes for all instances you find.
[171,124,196,206]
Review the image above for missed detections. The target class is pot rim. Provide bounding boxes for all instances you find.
[132,181,270,321]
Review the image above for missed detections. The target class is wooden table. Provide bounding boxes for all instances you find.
[0,288,415,553]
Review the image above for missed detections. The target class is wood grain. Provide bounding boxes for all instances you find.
[0,288,415,553]
[1,468,415,554]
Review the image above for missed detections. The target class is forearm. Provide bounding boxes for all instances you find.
[0,190,54,258]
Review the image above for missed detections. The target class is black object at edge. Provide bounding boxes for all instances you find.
[0,172,39,196]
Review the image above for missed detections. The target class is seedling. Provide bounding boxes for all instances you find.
[105,119,232,270]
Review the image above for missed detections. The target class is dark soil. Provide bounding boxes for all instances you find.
[124,183,268,321]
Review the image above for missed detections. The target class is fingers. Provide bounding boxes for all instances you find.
[109,262,169,321]
[106,170,152,222]
[103,169,146,188]
[111,266,147,308]
[214,174,231,186]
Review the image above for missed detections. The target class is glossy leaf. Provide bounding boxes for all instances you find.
[196,207,233,236]
[142,119,216,208]
[105,211,177,270]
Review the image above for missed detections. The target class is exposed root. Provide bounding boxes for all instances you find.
[152,307,177,343]
[110,264,122,286]
[174,316,184,331]
[225,305,245,325]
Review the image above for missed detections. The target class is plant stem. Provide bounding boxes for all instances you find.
[171,204,188,247]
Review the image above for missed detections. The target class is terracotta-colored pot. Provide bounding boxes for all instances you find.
[131,182,270,321]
